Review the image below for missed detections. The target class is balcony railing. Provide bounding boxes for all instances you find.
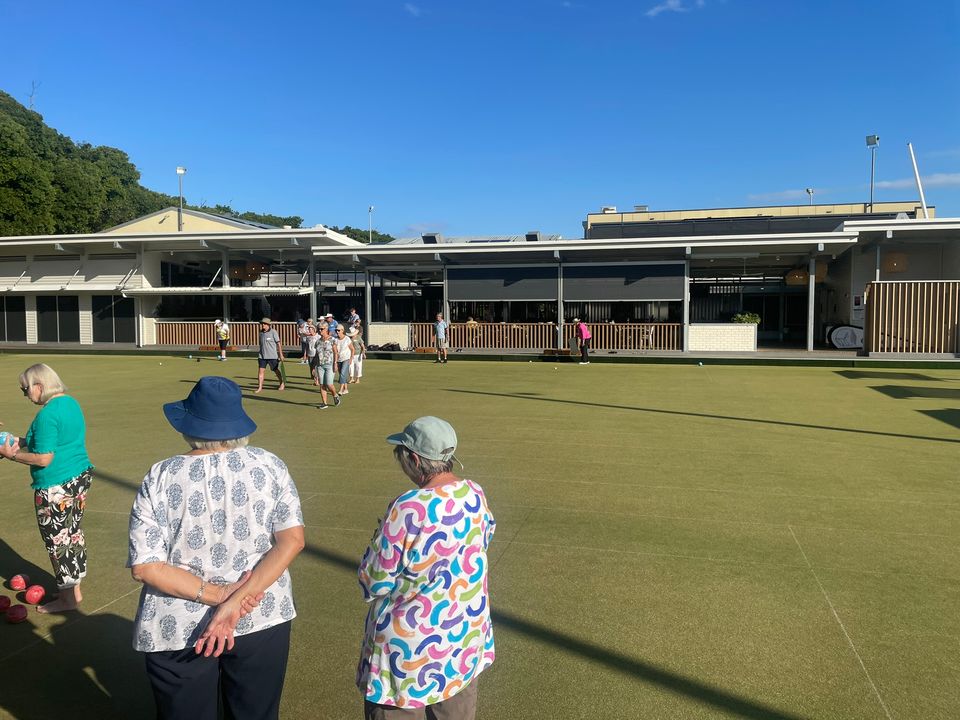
[411,322,682,351]
[156,321,299,348]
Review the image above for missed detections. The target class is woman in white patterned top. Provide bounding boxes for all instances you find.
[127,376,305,720]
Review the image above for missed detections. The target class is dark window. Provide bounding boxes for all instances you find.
[563,264,685,301]
[4,297,25,341]
[93,295,136,343]
[36,296,58,342]
[35,296,79,342]
[447,266,558,302]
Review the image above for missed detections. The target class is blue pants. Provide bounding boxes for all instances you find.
[145,621,291,720]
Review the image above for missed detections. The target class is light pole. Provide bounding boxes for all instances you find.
[176,166,187,231]
[368,205,374,244]
[865,135,879,213]
[805,188,814,206]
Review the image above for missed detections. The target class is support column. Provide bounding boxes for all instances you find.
[364,270,372,337]
[309,257,318,320]
[136,246,145,347]
[556,262,563,350]
[442,264,449,321]
[806,256,816,351]
[682,259,690,352]
[221,249,230,321]
[875,245,881,282]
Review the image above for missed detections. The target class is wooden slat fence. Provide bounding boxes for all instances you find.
[562,323,683,352]
[410,322,682,351]
[864,281,960,354]
[411,323,555,350]
[156,321,300,348]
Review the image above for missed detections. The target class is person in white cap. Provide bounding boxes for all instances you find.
[348,327,366,384]
[357,416,496,719]
[214,319,230,361]
[325,313,339,336]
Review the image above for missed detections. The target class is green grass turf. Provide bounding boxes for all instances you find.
[0,355,958,719]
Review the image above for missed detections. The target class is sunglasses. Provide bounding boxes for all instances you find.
[20,383,34,395]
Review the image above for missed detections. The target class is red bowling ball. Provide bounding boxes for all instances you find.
[6,604,27,623]
[9,574,29,591]
[0,596,10,612]
[24,585,45,605]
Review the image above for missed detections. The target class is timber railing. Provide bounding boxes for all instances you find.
[863,281,960,354]
[155,321,300,348]
[410,322,683,351]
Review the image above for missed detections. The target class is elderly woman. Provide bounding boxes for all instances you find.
[335,324,354,395]
[357,416,496,720]
[127,376,305,719]
[0,363,93,613]
[348,327,366,384]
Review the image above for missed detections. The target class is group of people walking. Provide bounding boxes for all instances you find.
[252,311,368,407]
[1,364,495,720]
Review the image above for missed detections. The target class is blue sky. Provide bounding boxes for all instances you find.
[2,1,958,238]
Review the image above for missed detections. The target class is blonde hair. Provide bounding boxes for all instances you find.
[19,363,67,404]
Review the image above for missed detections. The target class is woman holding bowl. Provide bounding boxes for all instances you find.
[0,363,93,614]
[128,376,305,719]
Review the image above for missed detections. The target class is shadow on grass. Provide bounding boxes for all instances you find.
[834,370,942,382]
[445,389,960,445]
[870,385,960,401]
[0,539,151,719]
[302,543,805,720]
[918,409,960,432]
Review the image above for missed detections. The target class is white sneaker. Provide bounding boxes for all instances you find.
[317,404,328,410]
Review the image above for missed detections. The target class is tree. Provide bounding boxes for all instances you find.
[329,225,396,244]
[0,116,55,235]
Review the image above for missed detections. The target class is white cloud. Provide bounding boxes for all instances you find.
[923,148,960,160]
[875,173,960,189]
[646,0,690,17]
[404,3,422,17]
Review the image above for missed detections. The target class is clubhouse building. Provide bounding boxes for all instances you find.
[0,202,957,357]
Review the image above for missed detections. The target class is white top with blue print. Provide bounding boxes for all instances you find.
[127,447,304,652]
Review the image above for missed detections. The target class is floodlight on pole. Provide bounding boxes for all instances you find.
[176,166,187,231]
[368,205,374,244]
[865,135,879,213]
[805,188,814,205]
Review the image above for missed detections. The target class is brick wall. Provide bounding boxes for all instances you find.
[688,323,757,352]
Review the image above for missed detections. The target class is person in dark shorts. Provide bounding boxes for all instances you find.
[255,318,285,393]
[214,320,230,361]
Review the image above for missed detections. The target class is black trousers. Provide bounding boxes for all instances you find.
[145,621,291,720]
[579,338,590,362]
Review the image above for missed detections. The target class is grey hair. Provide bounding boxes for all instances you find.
[182,435,250,451]
[19,363,67,404]
[393,445,453,484]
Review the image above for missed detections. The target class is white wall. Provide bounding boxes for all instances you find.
[368,323,410,348]
[688,323,757,352]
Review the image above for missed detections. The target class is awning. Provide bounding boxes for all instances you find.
[120,286,312,297]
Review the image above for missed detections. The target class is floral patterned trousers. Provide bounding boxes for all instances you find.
[34,469,92,588]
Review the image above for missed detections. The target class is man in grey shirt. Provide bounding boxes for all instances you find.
[256,317,286,393]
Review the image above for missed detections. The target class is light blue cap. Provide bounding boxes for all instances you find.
[387,416,458,462]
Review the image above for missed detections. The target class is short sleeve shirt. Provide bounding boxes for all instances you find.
[434,320,448,341]
[336,337,353,361]
[25,395,93,489]
[258,329,280,360]
[318,337,335,366]
[127,447,304,653]
[357,479,496,707]
[216,323,230,341]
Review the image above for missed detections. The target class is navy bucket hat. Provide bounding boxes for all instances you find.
[163,376,256,440]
